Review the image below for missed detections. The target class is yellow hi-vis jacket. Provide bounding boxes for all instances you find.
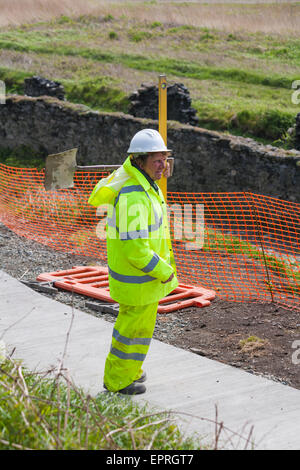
[88,155,178,305]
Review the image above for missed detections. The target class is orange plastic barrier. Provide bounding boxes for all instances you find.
[37,266,112,301]
[36,265,216,313]
[0,163,299,311]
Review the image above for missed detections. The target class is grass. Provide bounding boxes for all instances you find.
[0,1,299,35]
[0,145,46,168]
[62,77,129,113]
[202,227,300,289]
[0,0,98,27]
[238,335,270,357]
[0,356,203,450]
[0,5,300,145]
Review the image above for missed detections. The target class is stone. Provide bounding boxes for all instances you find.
[190,347,207,356]
[294,112,300,150]
[128,82,198,126]
[24,76,65,101]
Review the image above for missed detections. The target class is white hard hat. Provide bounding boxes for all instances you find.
[127,129,171,154]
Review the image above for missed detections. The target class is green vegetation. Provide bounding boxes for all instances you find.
[0,145,46,168]
[202,227,300,295]
[0,357,202,450]
[0,11,300,146]
[239,335,266,347]
[63,77,129,113]
[238,335,270,355]
[128,29,153,42]
[0,66,28,94]
[108,30,118,40]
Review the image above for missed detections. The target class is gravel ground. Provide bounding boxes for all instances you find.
[0,221,189,343]
[1,221,300,390]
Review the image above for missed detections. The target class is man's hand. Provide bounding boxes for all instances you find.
[161,272,175,284]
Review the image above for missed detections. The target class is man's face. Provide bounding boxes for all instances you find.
[141,152,168,181]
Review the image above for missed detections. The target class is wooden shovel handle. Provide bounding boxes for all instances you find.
[77,158,174,175]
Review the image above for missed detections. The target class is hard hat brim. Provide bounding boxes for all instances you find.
[128,149,172,154]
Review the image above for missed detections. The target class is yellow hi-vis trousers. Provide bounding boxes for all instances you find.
[103,301,159,392]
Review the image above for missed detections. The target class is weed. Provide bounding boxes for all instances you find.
[227,33,239,42]
[108,30,118,40]
[150,21,162,29]
[200,32,216,42]
[103,14,114,22]
[167,25,195,34]
[239,336,270,357]
[128,30,152,43]
[57,15,74,25]
[0,357,201,450]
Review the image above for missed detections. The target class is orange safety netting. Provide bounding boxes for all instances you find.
[0,163,299,311]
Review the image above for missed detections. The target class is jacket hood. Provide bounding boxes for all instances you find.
[88,155,151,208]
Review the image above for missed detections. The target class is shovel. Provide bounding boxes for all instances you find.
[44,147,174,191]
[43,148,121,191]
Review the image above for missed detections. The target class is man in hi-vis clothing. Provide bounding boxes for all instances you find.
[88,129,178,395]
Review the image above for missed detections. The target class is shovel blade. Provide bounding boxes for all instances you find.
[44,148,78,191]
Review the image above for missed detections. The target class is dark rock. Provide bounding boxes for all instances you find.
[294,113,300,150]
[24,76,65,101]
[128,82,198,126]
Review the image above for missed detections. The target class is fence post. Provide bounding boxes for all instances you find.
[158,74,167,201]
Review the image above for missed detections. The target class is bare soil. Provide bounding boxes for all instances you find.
[156,298,300,390]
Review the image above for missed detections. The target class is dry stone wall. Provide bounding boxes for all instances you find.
[0,95,299,202]
[129,82,198,126]
[24,76,65,101]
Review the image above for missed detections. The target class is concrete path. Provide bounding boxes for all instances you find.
[1,269,300,450]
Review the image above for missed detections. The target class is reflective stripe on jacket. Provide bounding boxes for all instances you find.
[88,155,178,305]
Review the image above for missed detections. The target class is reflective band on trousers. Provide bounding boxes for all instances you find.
[112,328,151,346]
[103,300,159,391]
[110,346,146,362]
[109,267,156,284]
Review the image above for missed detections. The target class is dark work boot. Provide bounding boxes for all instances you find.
[118,382,146,395]
[103,382,146,395]
[134,371,147,383]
